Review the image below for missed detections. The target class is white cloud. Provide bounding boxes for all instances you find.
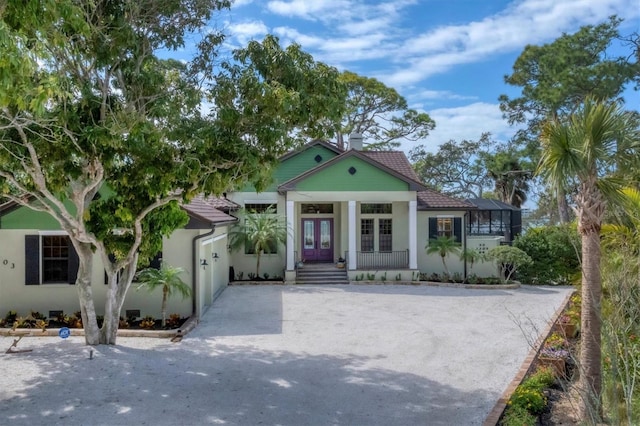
[385,0,638,86]
[404,102,521,153]
[231,0,254,6]
[227,20,269,45]
[267,0,352,19]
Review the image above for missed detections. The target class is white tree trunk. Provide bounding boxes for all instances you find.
[74,243,100,345]
[101,254,139,344]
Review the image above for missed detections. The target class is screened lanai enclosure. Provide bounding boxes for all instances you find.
[465,198,521,243]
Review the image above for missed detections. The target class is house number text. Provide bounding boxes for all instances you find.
[2,259,15,269]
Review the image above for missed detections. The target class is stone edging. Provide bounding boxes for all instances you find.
[0,315,199,339]
[350,281,520,290]
[482,289,575,426]
[230,281,285,286]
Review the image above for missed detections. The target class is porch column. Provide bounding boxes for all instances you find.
[348,200,357,270]
[286,200,294,271]
[409,200,418,269]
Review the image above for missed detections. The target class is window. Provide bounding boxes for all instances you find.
[301,203,333,214]
[428,217,462,243]
[361,219,374,252]
[361,203,392,214]
[379,219,392,252]
[437,218,453,238]
[25,234,78,285]
[42,236,70,283]
[467,210,510,235]
[244,203,276,213]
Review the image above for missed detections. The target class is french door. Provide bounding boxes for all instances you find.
[301,218,333,262]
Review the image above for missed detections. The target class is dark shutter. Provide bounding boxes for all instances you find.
[453,217,462,243]
[428,217,438,241]
[149,251,162,270]
[67,238,79,284]
[25,235,40,285]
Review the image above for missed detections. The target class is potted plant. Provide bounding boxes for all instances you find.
[336,257,345,269]
[538,333,570,377]
[557,311,579,338]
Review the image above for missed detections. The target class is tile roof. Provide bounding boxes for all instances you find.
[181,195,238,225]
[417,189,476,210]
[466,198,520,210]
[201,196,240,211]
[361,151,422,182]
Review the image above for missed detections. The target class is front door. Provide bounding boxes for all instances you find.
[302,218,333,262]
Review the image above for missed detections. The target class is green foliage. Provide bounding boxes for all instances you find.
[514,225,580,285]
[334,71,435,151]
[426,236,461,276]
[0,0,346,344]
[500,16,639,220]
[136,263,191,327]
[410,133,492,198]
[601,243,640,424]
[482,148,532,208]
[500,16,636,132]
[228,207,288,276]
[459,248,485,271]
[502,366,555,424]
[500,403,538,426]
[485,246,533,283]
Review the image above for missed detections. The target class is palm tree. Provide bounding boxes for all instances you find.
[136,263,192,327]
[426,236,461,276]
[538,97,640,420]
[228,206,288,276]
[459,247,484,273]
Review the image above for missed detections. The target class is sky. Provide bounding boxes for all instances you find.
[209,0,640,154]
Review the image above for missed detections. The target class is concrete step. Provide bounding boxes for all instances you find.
[296,264,348,285]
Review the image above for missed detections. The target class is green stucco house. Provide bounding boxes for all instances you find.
[0,137,517,320]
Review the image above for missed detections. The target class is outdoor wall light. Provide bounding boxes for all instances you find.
[200,259,208,268]
[212,253,219,261]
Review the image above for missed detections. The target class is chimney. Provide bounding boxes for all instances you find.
[349,133,363,150]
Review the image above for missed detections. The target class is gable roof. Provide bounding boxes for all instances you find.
[417,189,476,210]
[278,139,343,162]
[278,149,427,192]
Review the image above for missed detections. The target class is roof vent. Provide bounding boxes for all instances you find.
[349,133,363,150]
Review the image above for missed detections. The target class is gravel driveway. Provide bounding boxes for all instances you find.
[0,284,572,426]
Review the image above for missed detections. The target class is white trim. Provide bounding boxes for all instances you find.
[38,230,68,236]
[409,201,417,269]
[286,201,295,270]
[348,201,357,270]
[436,215,455,218]
[201,233,227,246]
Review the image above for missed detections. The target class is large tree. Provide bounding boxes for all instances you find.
[0,0,346,344]
[331,71,435,151]
[500,16,638,221]
[410,133,493,199]
[483,148,532,208]
[538,98,640,420]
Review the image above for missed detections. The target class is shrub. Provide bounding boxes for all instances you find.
[509,385,547,415]
[526,366,556,389]
[140,316,156,329]
[485,246,533,283]
[165,313,182,329]
[501,403,538,426]
[514,225,580,285]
